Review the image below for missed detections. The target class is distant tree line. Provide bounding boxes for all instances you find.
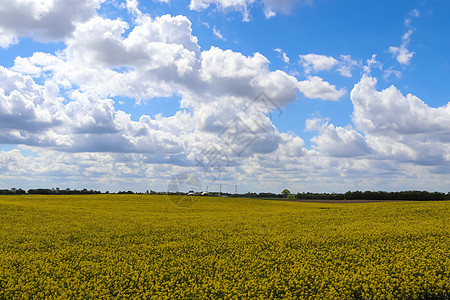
[295,190,450,201]
[0,188,101,195]
[0,188,27,195]
[0,188,448,200]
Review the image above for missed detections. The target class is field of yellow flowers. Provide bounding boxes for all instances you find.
[0,195,449,299]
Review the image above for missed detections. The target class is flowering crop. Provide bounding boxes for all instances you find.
[0,195,449,299]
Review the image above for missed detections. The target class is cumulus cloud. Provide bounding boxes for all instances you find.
[0,147,186,190]
[16,14,201,102]
[0,0,104,48]
[337,55,360,77]
[363,54,383,74]
[10,9,336,111]
[65,14,200,71]
[351,76,450,137]
[3,11,312,167]
[306,119,372,157]
[389,30,415,66]
[299,54,339,74]
[1,8,318,193]
[198,46,300,106]
[298,75,450,181]
[0,64,190,155]
[299,53,360,77]
[125,0,143,19]
[298,76,345,101]
[3,3,448,192]
[350,75,450,164]
[0,67,67,142]
[19,13,303,107]
[286,74,450,190]
[200,47,269,81]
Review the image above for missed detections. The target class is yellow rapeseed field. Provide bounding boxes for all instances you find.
[0,195,449,299]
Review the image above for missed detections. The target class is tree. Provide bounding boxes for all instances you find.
[281,189,291,198]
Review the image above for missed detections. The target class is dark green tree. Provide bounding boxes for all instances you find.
[281,189,291,198]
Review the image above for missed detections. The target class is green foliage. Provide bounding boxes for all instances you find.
[281,189,291,198]
[295,190,450,201]
[0,195,449,299]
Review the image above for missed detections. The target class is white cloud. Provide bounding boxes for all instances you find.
[0,31,17,49]
[199,46,300,106]
[350,75,450,165]
[274,48,290,64]
[0,65,190,155]
[0,67,66,137]
[297,76,345,101]
[189,0,311,21]
[0,148,182,190]
[0,0,104,48]
[11,12,306,126]
[389,30,415,66]
[126,0,143,19]
[306,119,372,157]
[281,75,450,190]
[200,48,268,80]
[3,12,309,164]
[337,55,360,77]
[409,9,420,18]
[299,53,360,77]
[262,0,308,18]
[65,14,200,70]
[351,76,450,137]
[405,9,420,26]
[189,0,254,21]
[15,14,201,102]
[296,75,450,174]
[3,6,449,193]
[213,26,226,40]
[383,67,402,80]
[363,54,383,74]
[299,54,339,74]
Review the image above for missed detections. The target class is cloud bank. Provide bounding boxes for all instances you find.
[0,0,449,193]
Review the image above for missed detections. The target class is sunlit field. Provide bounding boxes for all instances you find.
[0,195,449,299]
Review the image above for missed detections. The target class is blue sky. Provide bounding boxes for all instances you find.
[0,0,449,193]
